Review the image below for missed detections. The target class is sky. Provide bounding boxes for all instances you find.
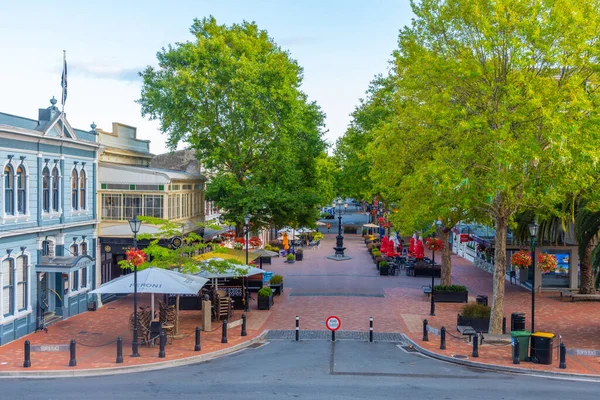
[0,0,414,154]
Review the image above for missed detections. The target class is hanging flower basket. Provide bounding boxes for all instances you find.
[538,253,558,273]
[249,236,262,248]
[125,248,146,268]
[425,238,443,251]
[510,250,531,269]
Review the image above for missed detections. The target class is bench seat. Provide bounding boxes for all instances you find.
[457,325,477,342]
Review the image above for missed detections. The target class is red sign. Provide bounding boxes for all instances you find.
[459,234,470,243]
[326,316,341,331]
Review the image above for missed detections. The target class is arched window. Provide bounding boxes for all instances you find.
[79,169,86,210]
[80,242,88,255]
[41,241,50,256]
[52,167,60,212]
[16,255,27,311]
[4,165,14,215]
[42,167,50,213]
[71,169,78,210]
[17,166,25,214]
[70,244,78,256]
[2,258,14,316]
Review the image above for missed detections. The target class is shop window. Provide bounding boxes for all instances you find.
[80,267,87,289]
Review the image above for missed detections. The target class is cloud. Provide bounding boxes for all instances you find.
[70,63,145,82]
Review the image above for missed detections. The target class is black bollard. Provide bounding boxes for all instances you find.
[440,327,446,350]
[559,342,567,369]
[369,317,374,343]
[513,337,520,364]
[430,294,435,316]
[422,319,429,342]
[295,316,299,342]
[241,314,247,337]
[472,333,479,358]
[116,336,123,364]
[502,317,507,334]
[332,329,336,342]
[23,340,31,368]
[69,339,77,367]
[194,326,201,351]
[222,319,228,344]
[158,330,166,358]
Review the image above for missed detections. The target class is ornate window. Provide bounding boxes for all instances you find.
[80,242,88,255]
[2,258,14,316]
[16,166,25,214]
[71,169,78,210]
[79,169,86,210]
[4,165,14,215]
[41,241,50,256]
[52,167,60,212]
[42,167,50,213]
[80,267,87,289]
[70,244,78,257]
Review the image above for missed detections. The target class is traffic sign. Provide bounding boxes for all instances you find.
[326,316,341,331]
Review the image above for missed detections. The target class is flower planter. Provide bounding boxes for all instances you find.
[270,283,283,296]
[457,314,489,333]
[295,252,303,261]
[433,291,468,303]
[260,256,272,265]
[258,295,274,310]
[379,265,389,275]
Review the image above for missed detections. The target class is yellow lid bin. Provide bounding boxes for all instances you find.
[532,332,555,338]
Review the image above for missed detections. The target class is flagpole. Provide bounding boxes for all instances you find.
[61,50,66,137]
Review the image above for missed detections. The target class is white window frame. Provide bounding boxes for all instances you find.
[1,158,30,224]
[0,251,32,323]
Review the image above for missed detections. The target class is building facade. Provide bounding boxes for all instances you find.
[0,98,100,345]
[97,124,206,299]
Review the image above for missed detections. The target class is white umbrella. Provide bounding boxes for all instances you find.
[315,221,327,226]
[297,227,314,233]
[91,267,209,317]
[278,227,296,234]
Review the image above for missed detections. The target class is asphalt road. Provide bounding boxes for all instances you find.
[2,340,598,400]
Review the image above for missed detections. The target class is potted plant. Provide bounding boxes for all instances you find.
[295,248,304,261]
[287,253,296,264]
[269,274,284,295]
[373,251,384,268]
[457,303,491,333]
[362,228,367,237]
[379,261,390,275]
[433,285,468,303]
[367,243,375,253]
[257,287,274,310]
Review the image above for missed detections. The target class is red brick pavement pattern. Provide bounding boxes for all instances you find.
[1,219,599,376]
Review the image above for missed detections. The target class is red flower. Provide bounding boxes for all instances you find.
[510,250,532,268]
[425,238,443,251]
[234,237,246,245]
[249,236,262,247]
[125,248,146,267]
[538,253,558,273]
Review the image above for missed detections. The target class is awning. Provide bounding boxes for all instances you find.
[36,255,95,274]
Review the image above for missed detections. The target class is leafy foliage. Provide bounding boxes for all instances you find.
[461,303,491,319]
[258,287,273,297]
[269,274,283,285]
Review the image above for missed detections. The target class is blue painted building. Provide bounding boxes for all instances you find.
[0,98,100,345]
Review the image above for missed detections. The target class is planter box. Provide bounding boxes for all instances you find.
[258,295,274,310]
[433,291,468,303]
[270,283,283,296]
[295,252,303,261]
[260,256,272,265]
[457,314,489,333]
[379,265,389,276]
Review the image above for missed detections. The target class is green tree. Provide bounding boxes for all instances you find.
[139,17,327,232]
[391,0,600,334]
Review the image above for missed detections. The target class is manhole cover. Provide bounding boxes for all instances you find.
[453,354,469,359]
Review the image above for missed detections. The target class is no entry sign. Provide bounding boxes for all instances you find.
[326,316,341,331]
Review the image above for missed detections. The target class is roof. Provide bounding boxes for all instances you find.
[99,163,205,185]
[37,255,94,273]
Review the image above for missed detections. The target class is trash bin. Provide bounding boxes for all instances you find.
[476,295,488,306]
[531,332,555,365]
[511,312,526,331]
[510,331,531,361]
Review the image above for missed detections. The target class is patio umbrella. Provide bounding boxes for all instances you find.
[297,227,314,233]
[409,234,416,256]
[381,236,389,253]
[415,236,425,260]
[315,221,327,226]
[251,248,279,269]
[91,267,209,318]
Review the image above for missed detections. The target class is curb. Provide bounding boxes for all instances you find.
[0,331,268,379]
[403,335,600,382]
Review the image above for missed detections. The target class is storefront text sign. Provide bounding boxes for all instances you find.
[31,344,70,352]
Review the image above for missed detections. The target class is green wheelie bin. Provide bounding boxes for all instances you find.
[511,330,531,361]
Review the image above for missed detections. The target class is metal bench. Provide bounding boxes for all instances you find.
[422,285,432,297]
[457,325,477,342]
[559,289,600,302]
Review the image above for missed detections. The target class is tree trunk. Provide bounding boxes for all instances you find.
[579,241,596,294]
[489,213,508,334]
[440,228,452,286]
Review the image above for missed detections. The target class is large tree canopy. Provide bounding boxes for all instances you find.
[139,17,329,230]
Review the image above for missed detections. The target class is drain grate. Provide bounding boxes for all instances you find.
[400,345,418,353]
[453,354,469,359]
[246,341,268,349]
[265,330,403,342]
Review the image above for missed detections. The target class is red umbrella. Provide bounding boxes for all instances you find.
[415,237,425,259]
[409,235,416,256]
[380,236,389,253]
[386,245,397,258]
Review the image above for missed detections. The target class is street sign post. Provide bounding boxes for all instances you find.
[326,316,341,331]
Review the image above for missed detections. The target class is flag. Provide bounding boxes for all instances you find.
[61,53,67,106]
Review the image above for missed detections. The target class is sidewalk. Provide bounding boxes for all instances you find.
[391,248,600,376]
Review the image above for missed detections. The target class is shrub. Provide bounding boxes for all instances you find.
[362,229,367,234]
[270,274,283,285]
[264,244,278,252]
[287,253,295,261]
[461,303,491,319]
[372,250,381,257]
[313,232,324,241]
[258,287,273,297]
[433,285,467,292]
[379,261,388,268]
[295,248,303,254]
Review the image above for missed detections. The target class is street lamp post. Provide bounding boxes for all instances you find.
[529,220,538,348]
[244,214,250,312]
[332,199,348,257]
[128,215,142,357]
